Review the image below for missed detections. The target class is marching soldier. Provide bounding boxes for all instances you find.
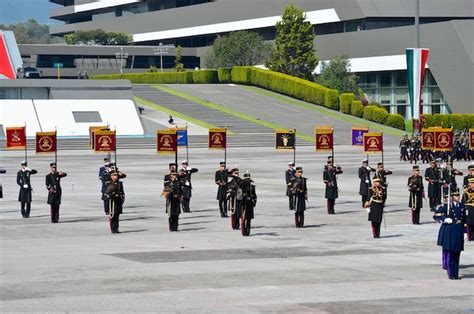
[179,160,198,213]
[373,162,392,205]
[410,135,421,164]
[98,157,109,182]
[106,171,125,234]
[0,167,6,199]
[17,161,38,218]
[289,166,307,228]
[45,162,67,223]
[323,161,343,214]
[164,163,177,186]
[433,190,466,280]
[441,161,463,201]
[163,170,182,232]
[227,168,243,230]
[463,164,474,188]
[462,178,474,241]
[408,165,424,225]
[366,178,385,238]
[215,161,228,217]
[425,160,442,211]
[100,162,111,215]
[285,162,295,210]
[241,172,257,236]
[358,159,375,207]
[102,163,126,215]
[399,134,410,161]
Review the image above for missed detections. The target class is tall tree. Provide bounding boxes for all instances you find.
[174,45,185,71]
[266,3,318,80]
[315,54,359,93]
[0,19,63,44]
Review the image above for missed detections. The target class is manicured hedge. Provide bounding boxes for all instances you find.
[192,69,218,83]
[231,66,252,84]
[423,114,474,130]
[385,114,405,130]
[217,67,232,83]
[372,107,389,124]
[351,100,364,118]
[339,93,354,114]
[324,90,339,110]
[363,105,379,121]
[91,71,193,84]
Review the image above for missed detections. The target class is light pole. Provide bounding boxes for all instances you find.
[153,43,174,72]
[115,46,129,75]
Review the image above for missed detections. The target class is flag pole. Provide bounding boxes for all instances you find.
[24,122,28,163]
[381,132,384,165]
[293,128,296,165]
[114,127,117,167]
[366,127,369,164]
[331,126,335,165]
[55,126,58,166]
[186,123,189,163]
[224,127,227,166]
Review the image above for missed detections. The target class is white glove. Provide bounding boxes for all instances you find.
[23,184,29,189]
[185,182,190,186]
[365,180,369,184]
[365,207,370,213]
[444,218,453,224]
[366,166,371,171]
[464,233,468,240]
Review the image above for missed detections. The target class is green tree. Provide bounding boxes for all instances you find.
[0,19,63,44]
[315,54,359,93]
[174,45,185,71]
[63,29,132,45]
[266,3,318,80]
[203,31,271,68]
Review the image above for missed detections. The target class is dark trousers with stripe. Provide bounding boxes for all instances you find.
[21,202,31,218]
[447,251,461,279]
[371,222,381,238]
[327,199,335,214]
[411,208,420,224]
[50,205,60,223]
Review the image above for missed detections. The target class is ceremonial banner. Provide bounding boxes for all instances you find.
[406,48,430,120]
[36,131,57,154]
[157,129,177,154]
[433,128,453,152]
[89,125,109,149]
[315,126,333,151]
[6,126,26,149]
[275,129,295,150]
[421,128,435,150]
[470,128,474,149]
[176,127,188,147]
[94,130,116,152]
[363,132,383,153]
[208,128,226,150]
[352,127,368,146]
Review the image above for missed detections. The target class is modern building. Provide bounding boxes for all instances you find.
[21,0,474,116]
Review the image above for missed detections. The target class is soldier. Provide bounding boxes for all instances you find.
[106,171,125,234]
[285,162,295,210]
[215,161,228,218]
[45,162,67,223]
[408,165,424,225]
[0,167,6,199]
[17,161,38,218]
[462,178,474,241]
[399,134,410,161]
[179,160,198,213]
[227,168,243,230]
[164,163,177,186]
[441,161,463,201]
[163,170,182,232]
[289,166,307,228]
[241,172,257,236]
[366,178,385,238]
[98,157,109,182]
[373,162,392,205]
[425,160,442,211]
[100,162,111,215]
[463,164,474,188]
[358,159,375,207]
[433,190,466,280]
[323,161,343,214]
[410,135,421,164]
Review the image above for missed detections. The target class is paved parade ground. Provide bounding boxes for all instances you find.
[1,144,473,312]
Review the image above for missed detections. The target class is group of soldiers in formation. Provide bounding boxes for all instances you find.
[399,132,474,164]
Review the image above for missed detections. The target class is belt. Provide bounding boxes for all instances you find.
[372,200,383,203]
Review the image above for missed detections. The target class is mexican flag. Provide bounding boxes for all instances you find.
[406,48,430,119]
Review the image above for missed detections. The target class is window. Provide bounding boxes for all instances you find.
[72,111,102,123]
[380,88,391,105]
[431,87,443,103]
[431,105,441,114]
[380,72,391,87]
[395,88,407,104]
[397,105,407,117]
[395,71,407,86]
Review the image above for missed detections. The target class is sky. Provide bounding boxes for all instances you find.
[0,0,58,25]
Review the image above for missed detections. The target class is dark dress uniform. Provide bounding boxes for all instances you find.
[164,177,182,232]
[408,174,424,224]
[215,167,228,217]
[323,164,342,214]
[101,169,111,214]
[0,168,6,198]
[462,184,474,241]
[399,137,410,161]
[289,173,307,228]
[241,175,257,236]
[425,164,442,211]
[179,165,198,213]
[17,167,38,218]
[227,172,243,230]
[358,164,375,207]
[463,170,474,188]
[106,178,125,234]
[373,166,392,204]
[285,167,295,210]
[441,167,463,199]
[46,170,67,223]
[367,183,385,238]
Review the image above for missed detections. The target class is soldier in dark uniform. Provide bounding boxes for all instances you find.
[366,178,385,238]
[179,160,198,213]
[163,170,182,232]
[323,161,342,214]
[289,166,307,228]
[285,162,295,210]
[164,163,177,186]
[241,172,257,236]
[358,159,375,207]
[45,162,67,223]
[408,165,424,225]
[227,168,243,230]
[0,167,6,199]
[373,162,392,205]
[98,157,109,182]
[463,164,474,188]
[102,163,126,215]
[399,134,410,161]
[410,135,421,164]
[215,161,228,217]
[462,178,474,241]
[17,161,38,218]
[433,190,466,280]
[441,161,463,201]
[106,171,125,234]
[100,162,111,215]
[425,160,442,211]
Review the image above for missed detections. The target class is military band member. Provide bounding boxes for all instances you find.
[289,166,307,228]
[323,161,342,214]
[0,167,6,199]
[408,165,424,225]
[215,161,228,218]
[441,161,463,201]
[433,190,466,280]
[463,164,474,188]
[227,168,243,230]
[462,178,474,241]
[106,171,125,234]
[399,134,410,161]
[366,178,385,238]
[163,170,182,232]
[179,160,198,213]
[373,162,392,204]
[45,162,67,223]
[358,159,375,207]
[17,161,38,218]
[425,160,442,211]
[285,162,296,210]
[241,172,257,236]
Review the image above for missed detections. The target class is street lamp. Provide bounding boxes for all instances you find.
[153,43,174,72]
[115,46,129,75]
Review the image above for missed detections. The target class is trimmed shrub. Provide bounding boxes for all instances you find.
[351,100,364,118]
[385,114,405,130]
[192,69,218,83]
[433,114,450,127]
[339,93,354,114]
[369,101,382,107]
[372,107,389,124]
[231,66,252,84]
[91,71,193,84]
[363,105,379,121]
[464,114,474,128]
[423,114,474,130]
[217,67,232,83]
[324,89,339,110]
[448,114,465,130]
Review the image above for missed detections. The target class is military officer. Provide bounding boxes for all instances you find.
[463,164,474,188]
[425,160,442,211]
[227,168,243,230]
[358,159,375,207]
[373,162,392,204]
[285,162,296,210]
[462,178,474,241]
[17,161,38,218]
[399,134,410,161]
[163,170,182,232]
[45,162,67,223]
[100,162,111,214]
[366,178,385,238]
[408,165,424,225]
[98,157,109,182]
[289,166,307,228]
[215,161,228,217]
[323,161,343,214]
[241,172,257,236]
[441,161,463,201]
[164,163,177,187]
[106,171,125,234]
[0,167,6,199]
[179,160,198,213]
